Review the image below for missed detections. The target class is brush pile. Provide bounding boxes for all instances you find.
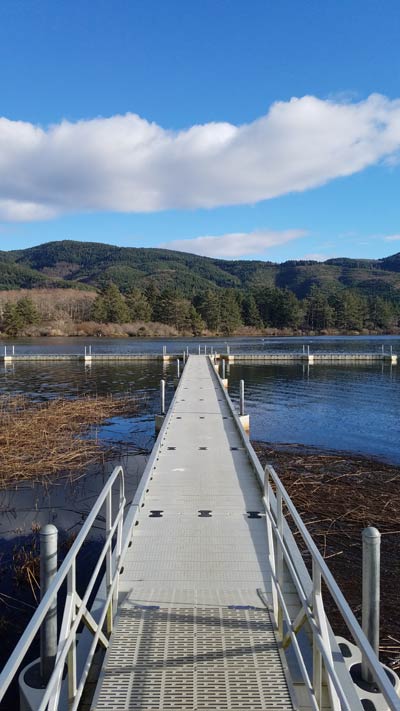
[0,394,137,487]
[254,442,400,670]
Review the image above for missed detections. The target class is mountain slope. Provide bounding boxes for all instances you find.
[3,240,400,298]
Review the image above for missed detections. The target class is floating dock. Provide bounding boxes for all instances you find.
[0,348,397,365]
[0,356,399,710]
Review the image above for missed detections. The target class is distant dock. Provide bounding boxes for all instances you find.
[0,344,397,365]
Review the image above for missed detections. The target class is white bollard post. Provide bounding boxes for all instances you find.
[239,380,245,416]
[40,524,58,684]
[361,527,381,685]
[222,358,226,379]
[160,379,166,415]
[177,359,180,378]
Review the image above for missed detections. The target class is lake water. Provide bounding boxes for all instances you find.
[1,334,399,463]
[0,335,399,689]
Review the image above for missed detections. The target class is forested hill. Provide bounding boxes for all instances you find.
[2,239,400,299]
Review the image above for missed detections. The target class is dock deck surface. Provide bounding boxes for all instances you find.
[92,355,295,710]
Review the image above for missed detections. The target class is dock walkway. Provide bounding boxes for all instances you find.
[92,355,294,710]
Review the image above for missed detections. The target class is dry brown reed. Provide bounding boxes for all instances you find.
[0,394,137,488]
[254,442,400,670]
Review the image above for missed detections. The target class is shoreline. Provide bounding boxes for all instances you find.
[253,440,400,670]
[1,325,400,340]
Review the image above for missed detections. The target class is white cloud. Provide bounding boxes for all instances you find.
[383,234,400,241]
[302,253,329,261]
[1,93,400,221]
[159,229,307,258]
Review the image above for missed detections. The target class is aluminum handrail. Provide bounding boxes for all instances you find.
[264,463,400,710]
[0,464,125,708]
[209,357,400,711]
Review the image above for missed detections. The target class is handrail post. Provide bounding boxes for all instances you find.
[312,560,322,707]
[176,358,180,379]
[264,468,279,622]
[105,490,113,635]
[222,358,226,380]
[276,490,284,639]
[67,562,77,705]
[160,379,166,415]
[361,527,381,685]
[40,524,58,684]
[239,380,245,416]
[113,474,124,615]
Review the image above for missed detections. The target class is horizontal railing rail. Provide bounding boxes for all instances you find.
[0,465,125,711]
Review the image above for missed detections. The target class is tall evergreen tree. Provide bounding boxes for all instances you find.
[2,303,25,336]
[220,289,242,335]
[125,288,152,322]
[241,293,262,327]
[196,290,221,331]
[91,283,129,323]
[15,296,39,325]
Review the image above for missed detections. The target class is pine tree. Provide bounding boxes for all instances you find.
[241,293,262,327]
[2,303,25,336]
[91,283,129,323]
[189,305,205,336]
[196,290,221,331]
[220,289,242,335]
[15,296,39,325]
[125,288,152,322]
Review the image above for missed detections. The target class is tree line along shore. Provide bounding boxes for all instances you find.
[0,282,399,338]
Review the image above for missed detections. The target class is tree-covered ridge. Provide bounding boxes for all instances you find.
[0,240,399,335]
[1,281,398,337]
[6,240,400,300]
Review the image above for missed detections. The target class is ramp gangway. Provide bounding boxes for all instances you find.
[0,355,399,711]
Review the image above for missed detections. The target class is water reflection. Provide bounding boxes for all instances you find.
[2,333,400,355]
[228,362,400,464]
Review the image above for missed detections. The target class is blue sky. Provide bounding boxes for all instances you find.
[0,0,399,261]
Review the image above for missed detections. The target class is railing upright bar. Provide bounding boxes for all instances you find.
[67,562,77,708]
[263,469,278,622]
[312,561,322,708]
[113,476,125,614]
[276,489,284,638]
[105,489,113,635]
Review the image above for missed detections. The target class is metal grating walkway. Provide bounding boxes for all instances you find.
[94,603,293,710]
[92,356,295,710]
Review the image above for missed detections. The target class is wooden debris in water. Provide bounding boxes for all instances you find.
[0,394,137,487]
[253,441,400,671]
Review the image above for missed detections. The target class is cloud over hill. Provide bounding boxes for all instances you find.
[1,93,400,221]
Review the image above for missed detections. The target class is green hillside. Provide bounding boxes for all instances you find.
[5,240,400,299]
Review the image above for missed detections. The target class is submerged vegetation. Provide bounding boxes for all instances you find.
[0,394,137,487]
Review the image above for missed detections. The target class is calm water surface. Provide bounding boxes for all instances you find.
[0,336,399,684]
[1,335,399,464]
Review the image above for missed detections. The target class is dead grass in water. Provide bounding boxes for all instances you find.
[0,394,137,488]
[253,442,400,671]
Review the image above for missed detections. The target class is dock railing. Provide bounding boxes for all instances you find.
[262,463,400,710]
[212,356,400,710]
[0,465,126,711]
